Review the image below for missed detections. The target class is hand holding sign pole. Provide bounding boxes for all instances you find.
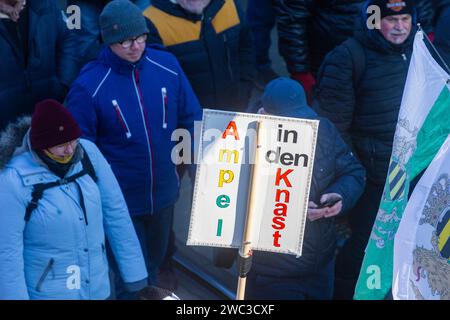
[236,121,261,300]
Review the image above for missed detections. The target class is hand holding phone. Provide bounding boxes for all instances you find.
[317,197,342,209]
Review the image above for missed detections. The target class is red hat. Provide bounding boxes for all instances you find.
[30,99,82,150]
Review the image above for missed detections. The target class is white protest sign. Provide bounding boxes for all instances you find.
[187,110,318,256]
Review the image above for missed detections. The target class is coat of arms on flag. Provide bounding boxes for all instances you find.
[393,137,450,300]
[355,30,450,300]
[387,159,407,201]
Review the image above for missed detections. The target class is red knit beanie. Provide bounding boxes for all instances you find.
[30,99,82,150]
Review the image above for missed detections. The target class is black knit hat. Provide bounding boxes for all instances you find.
[99,0,149,45]
[372,0,416,19]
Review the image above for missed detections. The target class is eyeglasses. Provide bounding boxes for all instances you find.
[50,139,79,151]
[119,34,148,49]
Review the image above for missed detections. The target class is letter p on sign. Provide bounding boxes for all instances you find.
[218,170,234,187]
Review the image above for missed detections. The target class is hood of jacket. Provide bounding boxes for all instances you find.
[0,116,82,174]
[261,77,319,120]
[0,116,32,170]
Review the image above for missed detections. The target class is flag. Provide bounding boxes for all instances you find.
[392,135,450,300]
[354,30,450,300]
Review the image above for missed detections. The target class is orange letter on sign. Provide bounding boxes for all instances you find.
[222,121,240,140]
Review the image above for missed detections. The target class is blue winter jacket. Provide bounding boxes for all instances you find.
[0,127,148,300]
[67,46,202,216]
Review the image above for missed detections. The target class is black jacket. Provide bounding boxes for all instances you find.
[314,10,416,185]
[144,0,255,112]
[433,0,450,22]
[274,0,434,75]
[0,0,79,131]
[434,2,450,68]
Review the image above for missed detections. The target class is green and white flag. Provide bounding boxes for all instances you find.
[354,30,450,300]
[393,134,450,300]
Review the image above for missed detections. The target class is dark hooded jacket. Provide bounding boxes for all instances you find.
[0,0,79,131]
[274,0,433,75]
[250,79,366,280]
[314,2,417,185]
[434,2,450,68]
[143,0,255,111]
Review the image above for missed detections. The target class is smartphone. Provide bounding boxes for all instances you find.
[317,197,342,209]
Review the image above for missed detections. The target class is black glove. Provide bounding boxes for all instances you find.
[137,285,180,300]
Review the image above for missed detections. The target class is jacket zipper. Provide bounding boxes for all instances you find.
[132,66,154,213]
[112,100,132,138]
[223,34,234,79]
[36,258,55,292]
[401,53,407,61]
[161,87,168,129]
[371,140,376,168]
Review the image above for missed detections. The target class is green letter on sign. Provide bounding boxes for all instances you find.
[216,195,230,208]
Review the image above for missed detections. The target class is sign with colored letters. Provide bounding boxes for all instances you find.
[187,110,319,256]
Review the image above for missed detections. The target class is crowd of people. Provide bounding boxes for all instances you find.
[0,0,449,300]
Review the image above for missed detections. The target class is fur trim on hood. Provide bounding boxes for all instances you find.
[0,116,31,170]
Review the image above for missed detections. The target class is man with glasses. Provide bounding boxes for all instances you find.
[66,0,202,299]
[0,99,148,300]
[67,0,151,65]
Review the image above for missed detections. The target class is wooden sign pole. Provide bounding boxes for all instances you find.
[236,121,262,300]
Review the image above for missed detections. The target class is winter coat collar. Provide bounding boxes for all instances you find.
[271,105,319,120]
[98,46,147,75]
[0,116,32,171]
[151,0,225,22]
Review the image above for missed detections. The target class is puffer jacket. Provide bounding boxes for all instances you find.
[434,0,450,17]
[314,2,416,185]
[252,107,366,278]
[435,3,450,67]
[274,0,434,75]
[0,119,148,300]
[67,45,202,216]
[0,0,80,131]
[144,0,255,111]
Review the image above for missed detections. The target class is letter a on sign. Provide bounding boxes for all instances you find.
[222,121,240,140]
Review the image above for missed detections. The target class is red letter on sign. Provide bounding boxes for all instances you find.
[273,231,281,247]
[275,168,293,188]
[222,121,240,140]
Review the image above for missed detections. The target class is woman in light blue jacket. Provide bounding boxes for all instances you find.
[0,99,148,300]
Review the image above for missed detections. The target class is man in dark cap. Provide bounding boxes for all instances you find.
[313,0,417,299]
[273,0,433,104]
[67,0,202,299]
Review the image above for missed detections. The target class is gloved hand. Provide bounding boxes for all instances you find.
[0,0,25,22]
[291,72,316,105]
[137,285,180,300]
